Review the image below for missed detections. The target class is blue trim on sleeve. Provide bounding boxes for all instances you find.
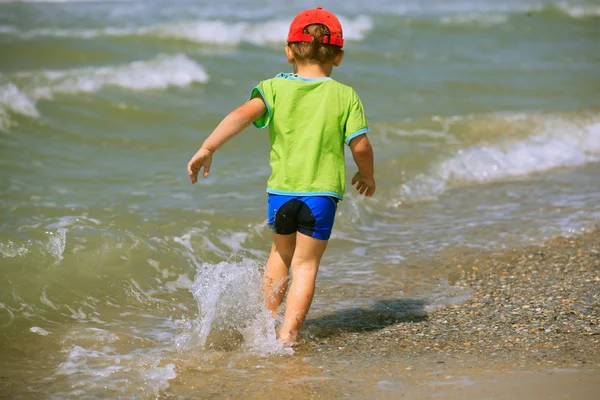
[267,188,343,200]
[250,86,272,129]
[345,127,369,145]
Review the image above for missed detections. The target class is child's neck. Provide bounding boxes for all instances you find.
[293,62,334,78]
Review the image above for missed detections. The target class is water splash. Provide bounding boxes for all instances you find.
[45,228,67,262]
[176,258,289,355]
[0,240,30,258]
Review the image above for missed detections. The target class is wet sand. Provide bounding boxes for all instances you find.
[160,229,600,399]
[310,229,600,356]
[304,230,600,398]
[2,230,599,399]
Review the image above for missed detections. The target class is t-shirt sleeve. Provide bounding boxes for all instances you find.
[249,80,274,129]
[344,91,369,145]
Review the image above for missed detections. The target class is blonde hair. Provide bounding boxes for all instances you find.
[288,24,343,64]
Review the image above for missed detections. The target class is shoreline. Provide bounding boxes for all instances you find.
[301,229,600,364]
[2,230,599,399]
[271,229,600,398]
[169,229,600,399]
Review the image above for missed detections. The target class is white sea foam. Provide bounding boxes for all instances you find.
[148,15,372,45]
[20,53,209,98]
[0,239,30,257]
[402,0,600,18]
[0,83,38,116]
[30,326,51,335]
[395,116,600,203]
[40,287,60,310]
[0,54,208,127]
[2,0,598,19]
[0,83,39,131]
[55,342,176,396]
[0,15,372,45]
[440,13,509,26]
[44,228,67,261]
[555,1,600,17]
[1,0,135,3]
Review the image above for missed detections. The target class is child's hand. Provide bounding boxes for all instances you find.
[187,148,213,183]
[351,172,376,197]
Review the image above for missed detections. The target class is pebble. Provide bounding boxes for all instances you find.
[296,230,600,367]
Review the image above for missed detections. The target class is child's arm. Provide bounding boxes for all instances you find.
[187,97,267,184]
[349,134,376,196]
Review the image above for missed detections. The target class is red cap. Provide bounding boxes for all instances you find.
[287,7,344,47]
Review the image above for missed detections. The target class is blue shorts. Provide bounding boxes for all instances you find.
[267,194,338,240]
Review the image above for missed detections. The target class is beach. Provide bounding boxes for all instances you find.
[3,230,598,398]
[164,230,600,399]
[1,0,599,397]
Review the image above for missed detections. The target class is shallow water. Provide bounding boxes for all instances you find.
[1,0,599,397]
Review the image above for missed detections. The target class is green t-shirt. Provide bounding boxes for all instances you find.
[251,73,369,200]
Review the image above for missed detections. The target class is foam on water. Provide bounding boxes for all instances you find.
[0,15,372,45]
[439,13,509,26]
[0,239,30,257]
[30,227,289,397]
[30,326,51,335]
[1,0,598,28]
[45,228,67,262]
[0,229,68,260]
[395,116,600,203]
[555,1,600,17]
[1,0,136,3]
[0,54,208,128]
[0,83,39,130]
[3,0,597,17]
[144,15,372,45]
[55,342,177,397]
[20,53,209,97]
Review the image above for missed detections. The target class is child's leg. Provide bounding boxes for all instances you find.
[263,233,296,316]
[279,233,328,344]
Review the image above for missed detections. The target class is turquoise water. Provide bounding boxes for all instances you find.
[1,0,599,397]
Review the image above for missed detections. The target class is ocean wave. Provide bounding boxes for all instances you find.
[2,0,598,19]
[0,83,39,130]
[439,13,509,26]
[0,15,373,45]
[395,115,600,203]
[390,1,600,19]
[146,15,372,45]
[17,53,209,97]
[0,54,208,128]
[415,2,599,27]
[0,0,135,3]
[554,1,600,17]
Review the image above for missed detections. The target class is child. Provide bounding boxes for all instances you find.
[187,7,375,346]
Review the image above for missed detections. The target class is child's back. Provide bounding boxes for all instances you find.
[252,73,368,199]
[187,7,375,347]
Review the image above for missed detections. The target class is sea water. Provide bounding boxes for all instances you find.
[1,0,599,397]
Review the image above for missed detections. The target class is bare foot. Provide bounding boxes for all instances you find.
[278,332,302,348]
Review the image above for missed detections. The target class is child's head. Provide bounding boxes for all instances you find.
[286,7,344,66]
